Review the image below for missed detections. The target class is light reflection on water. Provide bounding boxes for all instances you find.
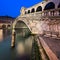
[0,29,3,41]
[16,42,25,55]
[16,35,34,56]
[15,28,33,57]
[0,29,11,42]
[0,29,34,60]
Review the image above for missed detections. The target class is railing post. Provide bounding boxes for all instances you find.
[56,11,59,16]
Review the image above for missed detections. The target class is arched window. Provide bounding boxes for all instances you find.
[44,2,55,10]
[58,3,60,15]
[31,8,35,13]
[25,11,27,14]
[2,25,6,29]
[36,6,42,12]
[58,3,60,8]
[59,11,60,15]
[28,10,30,13]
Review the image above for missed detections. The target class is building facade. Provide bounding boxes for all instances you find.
[0,16,15,29]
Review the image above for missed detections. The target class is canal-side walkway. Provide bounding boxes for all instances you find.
[39,36,60,60]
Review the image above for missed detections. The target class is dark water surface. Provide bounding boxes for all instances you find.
[0,29,34,60]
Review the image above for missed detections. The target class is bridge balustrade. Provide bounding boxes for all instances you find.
[51,31,59,37]
[43,31,52,37]
[21,8,60,18]
[43,30,59,38]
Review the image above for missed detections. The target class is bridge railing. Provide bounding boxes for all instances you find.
[21,8,60,18]
[43,30,59,37]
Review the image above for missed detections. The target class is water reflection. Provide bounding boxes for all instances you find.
[24,36,33,54]
[14,28,34,60]
[0,29,3,41]
[0,29,11,42]
[0,28,34,60]
[15,34,34,57]
[16,42,25,55]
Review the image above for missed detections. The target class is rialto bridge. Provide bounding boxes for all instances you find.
[11,0,60,47]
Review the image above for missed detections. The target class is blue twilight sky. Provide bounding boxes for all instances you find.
[0,0,42,18]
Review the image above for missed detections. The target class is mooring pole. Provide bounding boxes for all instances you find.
[11,29,16,48]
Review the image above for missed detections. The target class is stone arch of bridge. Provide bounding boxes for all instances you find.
[58,3,60,15]
[12,18,32,32]
[44,2,55,10]
[58,3,60,8]
[28,10,30,14]
[11,18,32,47]
[2,25,6,29]
[31,8,35,13]
[36,6,42,12]
[7,24,11,28]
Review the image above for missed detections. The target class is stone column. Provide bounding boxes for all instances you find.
[11,29,16,48]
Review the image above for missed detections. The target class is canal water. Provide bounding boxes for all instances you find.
[0,29,34,60]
